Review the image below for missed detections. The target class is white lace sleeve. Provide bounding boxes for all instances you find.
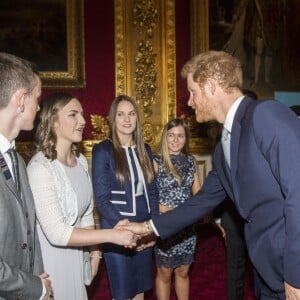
[27,160,73,246]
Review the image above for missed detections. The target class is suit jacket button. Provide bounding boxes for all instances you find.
[22,243,27,249]
[246,218,252,223]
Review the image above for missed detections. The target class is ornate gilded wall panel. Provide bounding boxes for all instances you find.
[113,0,176,149]
[190,0,209,56]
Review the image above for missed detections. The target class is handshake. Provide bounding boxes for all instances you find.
[114,219,156,251]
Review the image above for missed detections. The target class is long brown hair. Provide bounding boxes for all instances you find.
[35,92,80,160]
[158,118,190,183]
[108,95,154,184]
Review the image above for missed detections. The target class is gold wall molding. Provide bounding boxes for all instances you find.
[190,0,209,56]
[112,0,176,148]
[91,0,213,154]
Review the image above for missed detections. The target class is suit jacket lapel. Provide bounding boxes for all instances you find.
[231,97,262,200]
[231,98,253,167]
[1,152,23,206]
[230,98,253,200]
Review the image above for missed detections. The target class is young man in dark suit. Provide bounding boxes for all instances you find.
[0,52,52,299]
[124,51,300,299]
[215,89,258,300]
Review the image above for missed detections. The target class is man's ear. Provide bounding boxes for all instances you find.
[206,78,216,95]
[12,88,27,112]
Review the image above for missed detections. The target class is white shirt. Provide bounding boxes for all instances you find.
[0,133,15,180]
[223,96,245,133]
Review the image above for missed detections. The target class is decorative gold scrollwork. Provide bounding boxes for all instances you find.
[133,0,158,119]
[90,114,109,141]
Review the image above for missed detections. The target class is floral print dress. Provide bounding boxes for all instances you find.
[154,153,197,268]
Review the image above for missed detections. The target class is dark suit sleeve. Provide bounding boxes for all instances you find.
[152,168,227,239]
[253,101,300,287]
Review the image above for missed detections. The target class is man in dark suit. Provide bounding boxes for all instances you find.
[0,53,52,299]
[215,88,258,300]
[124,51,300,299]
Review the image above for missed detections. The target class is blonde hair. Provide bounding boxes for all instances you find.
[181,51,242,92]
[35,92,79,160]
[158,118,190,184]
[108,95,154,184]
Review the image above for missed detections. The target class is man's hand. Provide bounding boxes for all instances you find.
[285,281,300,300]
[214,222,226,239]
[39,273,52,299]
[117,220,152,236]
[113,219,139,248]
[136,233,157,251]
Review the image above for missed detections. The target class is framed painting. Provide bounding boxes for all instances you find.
[0,0,85,88]
[190,0,300,98]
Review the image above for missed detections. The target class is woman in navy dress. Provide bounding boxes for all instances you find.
[153,118,201,300]
[92,95,159,300]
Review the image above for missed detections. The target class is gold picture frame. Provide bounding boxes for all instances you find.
[41,0,85,88]
[0,0,85,88]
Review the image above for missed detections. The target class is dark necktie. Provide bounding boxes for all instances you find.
[7,148,20,193]
[221,127,231,167]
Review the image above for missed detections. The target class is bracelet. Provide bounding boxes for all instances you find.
[144,221,152,234]
[90,252,102,259]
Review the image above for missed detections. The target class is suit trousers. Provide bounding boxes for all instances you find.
[221,199,248,300]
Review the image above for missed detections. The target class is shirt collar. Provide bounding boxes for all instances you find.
[223,96,245,133]
[0,133,15,154]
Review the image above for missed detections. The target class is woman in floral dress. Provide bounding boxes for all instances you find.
[153,118,201,300]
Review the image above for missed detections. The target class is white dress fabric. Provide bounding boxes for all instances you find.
[27,152,94,300]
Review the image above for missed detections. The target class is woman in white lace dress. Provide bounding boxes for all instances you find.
[27,93,136,300]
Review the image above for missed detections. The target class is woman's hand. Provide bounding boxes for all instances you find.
[89,250,102,279]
